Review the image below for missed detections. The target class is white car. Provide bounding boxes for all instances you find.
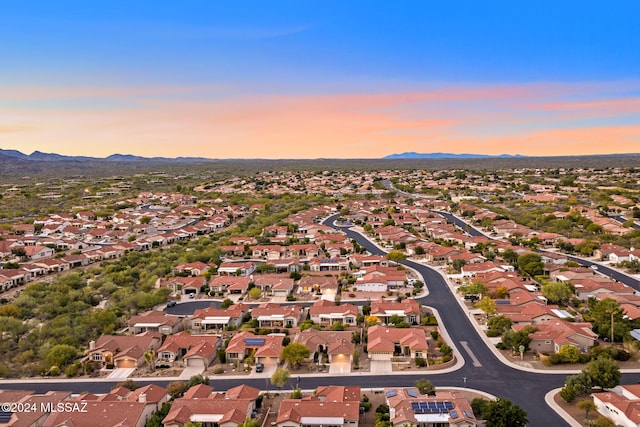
[590,265,598,270]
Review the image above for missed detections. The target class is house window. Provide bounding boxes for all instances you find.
[92,354,103,362]
[544,341,552,344]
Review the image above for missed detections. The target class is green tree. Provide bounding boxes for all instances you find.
[414,378,436,396]
[502,248,520,265]
[591,415,615,427]
[487,315,512,334]
[167,381,187,399]
[590,297,629,341]
[45,344,78,368]
[220,298,234,309]
[541,281,573,305]
[475,296,496,316]
[290,386,303,399]
[458,281,488,297]
[501,326,535,352]
[577,399,597,420]
[451,258,466,272]
[281,343,310,368]
[270,367,290,388]
[483,398,528,427]
[585,356,621,389]
[386,250,407,263]
[248,287,262,301]
[517,253,543,276]
[557,344,580,363]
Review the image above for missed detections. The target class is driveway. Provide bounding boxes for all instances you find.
[369,360,391,374]
[106,368,136,379]
[329,361,351,374]
[180,366,204,379]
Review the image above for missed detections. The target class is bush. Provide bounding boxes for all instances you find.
[486,329,501,337]
[442,354,453,363]
[547,353,563,365]
[560,385,578,403]
[415,357,427,368]
[213,365,224,374]
[65,363,79,378]
[430,330,439,340]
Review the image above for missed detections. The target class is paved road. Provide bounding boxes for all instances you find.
[328,216,571,425]
[6,209,640,425]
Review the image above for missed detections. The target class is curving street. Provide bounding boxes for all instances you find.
[4,212,640,425]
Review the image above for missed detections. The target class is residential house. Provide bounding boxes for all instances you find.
[276,385,360,427]
[297,275,339,300]
[367,325,429,362]
[309,300,358,326]
[251,303,302,328]
[385,388,477,427]
[225,332,283,368]
[163,384,260,427]
[209,276,251,295]
[191,303,248,332]
[370,298,422,325]
[44,400,151,427]
[518,320,598,354]
[127,310,183,335]
[593,385,640,427]
[0,390,72,427]
[162,276,208,296]
[88,332,162,369]
[157,332,220,368]
[218,261,257,276]
[252,275,295,297]
[173,261,211,276]
[295,329,354,370]
[460,261,504,277]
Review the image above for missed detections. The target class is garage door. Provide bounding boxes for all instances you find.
[186,357,205,368]
[116,359,136,369]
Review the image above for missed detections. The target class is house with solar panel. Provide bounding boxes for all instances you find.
[224,332,284,370]
[385,387,477,427]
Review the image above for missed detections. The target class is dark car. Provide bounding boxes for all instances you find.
[166,301,177,308]
[255,363,264,373]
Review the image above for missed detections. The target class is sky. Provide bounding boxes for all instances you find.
[1,0,639,159]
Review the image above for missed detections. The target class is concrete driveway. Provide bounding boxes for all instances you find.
[329,361,351,374]
[106,368,136,379]
[180,366,204,379]
[369,360,391,374]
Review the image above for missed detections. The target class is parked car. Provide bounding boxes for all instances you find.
[255,363,264,373]
[166,301,177,308]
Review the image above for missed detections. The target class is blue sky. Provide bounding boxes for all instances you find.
[1,1,639,158]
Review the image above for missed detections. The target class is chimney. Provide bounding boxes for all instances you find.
[139,393,147,403]
[89,340,96,350]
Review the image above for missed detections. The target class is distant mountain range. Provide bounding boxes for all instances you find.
[383,152,525,159]
[0,149,211,163]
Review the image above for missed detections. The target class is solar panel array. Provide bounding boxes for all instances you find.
[410,401,454,414]
[0,412,12,423]
[244,337,265,346]
[450,410,458,419]
[407,389,418,398]
[386,390,397,398]
[463,409,474,418]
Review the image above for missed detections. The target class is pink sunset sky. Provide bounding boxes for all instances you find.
[1,2,639,159]
[1,81,639,159]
